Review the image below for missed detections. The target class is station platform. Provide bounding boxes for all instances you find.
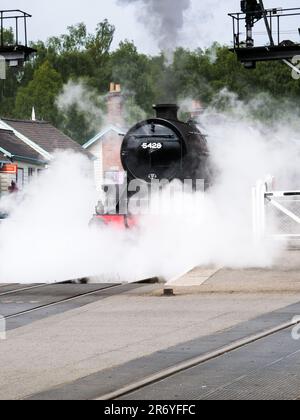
[166,250,300,294]
[0,250,299,400]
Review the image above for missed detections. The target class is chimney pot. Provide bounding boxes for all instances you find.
[109,82,121,93]
[110,82,115,93]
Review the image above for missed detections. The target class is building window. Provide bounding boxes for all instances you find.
[104,171,126,185]
[16,168,24,190]
[28,168,35,178]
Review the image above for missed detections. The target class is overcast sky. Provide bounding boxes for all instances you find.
[1,0,299,54]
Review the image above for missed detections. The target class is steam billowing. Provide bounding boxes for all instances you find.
[0,95,299,284]
[118,0,191,56]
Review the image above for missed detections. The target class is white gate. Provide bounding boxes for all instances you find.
[253,178,300,241]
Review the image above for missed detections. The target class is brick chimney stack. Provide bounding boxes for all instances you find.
[190,100,204,120]
[107,82,124,127]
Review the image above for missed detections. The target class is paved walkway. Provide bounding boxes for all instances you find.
[0,250,299,400]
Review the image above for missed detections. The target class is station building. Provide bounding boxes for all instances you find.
[83,83,127,191]
[0,117,90,196]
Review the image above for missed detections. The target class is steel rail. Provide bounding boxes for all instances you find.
[96,319,300,400]
[3,283,123,320]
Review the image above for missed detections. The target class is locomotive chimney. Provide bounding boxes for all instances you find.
[153,104,179,121]
[107,82,124,127]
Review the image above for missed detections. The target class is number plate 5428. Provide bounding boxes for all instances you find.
[141,143,162,150]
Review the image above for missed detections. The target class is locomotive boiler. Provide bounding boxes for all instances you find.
[121,104,209,185]
[93,103,211,228]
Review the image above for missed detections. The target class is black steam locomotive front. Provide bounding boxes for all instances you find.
[121,104,210,186]
[93,104,210,228]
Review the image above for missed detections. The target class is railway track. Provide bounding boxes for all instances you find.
[3,279,300,400]
[0,282,142,332]
[96,317,300,400]
[0,281,73,297]
[3,284,122,321]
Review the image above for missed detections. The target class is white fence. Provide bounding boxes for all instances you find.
[253,177,300,241]
[0,315,6,340]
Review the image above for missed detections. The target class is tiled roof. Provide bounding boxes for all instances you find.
[0,129,46,163]
[0,152,10,163]
[2,118,91,158]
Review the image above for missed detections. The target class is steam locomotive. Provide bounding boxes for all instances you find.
[93,103,211,228]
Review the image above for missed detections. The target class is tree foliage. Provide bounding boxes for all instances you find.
[14,61,63,124]
[0,20,299,143]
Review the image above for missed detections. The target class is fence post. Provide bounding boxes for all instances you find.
[252,185,258,239]
[265,174,275,191]
[253,179,267,240]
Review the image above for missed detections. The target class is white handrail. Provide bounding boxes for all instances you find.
[252,176,300,240]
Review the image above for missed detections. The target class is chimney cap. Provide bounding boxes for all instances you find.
[153,104,179,110]
[109,82,121,93]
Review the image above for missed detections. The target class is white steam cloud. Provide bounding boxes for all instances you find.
[0,96,299,284]
[57,80,105,132]
[57,80,146,132]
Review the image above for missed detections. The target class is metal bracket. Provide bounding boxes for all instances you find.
[282,59,300,75]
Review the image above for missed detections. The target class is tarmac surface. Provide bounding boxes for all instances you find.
[0,249,300,400]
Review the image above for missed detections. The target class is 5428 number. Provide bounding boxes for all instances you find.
[141,142,162,150]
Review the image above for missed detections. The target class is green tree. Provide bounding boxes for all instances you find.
[0,27,14,45]
[14,61,63,123]
[1,17,300,144]
[110,41,160,115]
[59,104,95,144]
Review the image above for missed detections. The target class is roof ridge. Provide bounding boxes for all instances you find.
[1,118,91,159]
[2,118,49,124]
